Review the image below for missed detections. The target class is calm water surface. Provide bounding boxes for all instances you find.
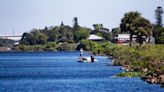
[0,52,164,92]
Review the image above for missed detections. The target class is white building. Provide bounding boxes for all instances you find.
[87,34,103,41]
[115,34,153,45]
[114,34,130,45]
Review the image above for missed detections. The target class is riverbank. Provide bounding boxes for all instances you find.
[106,44,164,87]
[75,40,164,87]
[117,67,164,87]
[78,40,164,87]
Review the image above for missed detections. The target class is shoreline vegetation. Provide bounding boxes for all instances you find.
[110,44,164,88]
[78,41,164,87]
[96,43,164,87]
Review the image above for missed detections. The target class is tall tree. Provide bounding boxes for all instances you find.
[120,11,141,46]
[120,11,152,46]
[154,7,164,44]
[132,17,152,46]
[155,6,163,27]
[74,28,90,42]
[112,27,121,42]
[93,24,104,31]
[73,17,80,31]
[112,27,121,37]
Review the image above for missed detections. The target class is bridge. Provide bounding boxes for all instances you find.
[0,34,22,51]
[0,35,22,41]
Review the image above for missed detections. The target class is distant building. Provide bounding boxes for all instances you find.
[115,34,153,45]
[87,34,103,41]
[114,34,130,45]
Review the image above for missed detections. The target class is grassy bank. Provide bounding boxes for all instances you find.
[108,44,164,87]
[111,45,164,76]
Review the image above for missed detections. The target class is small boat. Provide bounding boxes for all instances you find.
[77,57,98,63]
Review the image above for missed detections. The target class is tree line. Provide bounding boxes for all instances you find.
[20,21,112,45]
[18,6,164,51]
[19,17,112,51]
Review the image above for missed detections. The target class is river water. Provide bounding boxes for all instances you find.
[0,52,163,92]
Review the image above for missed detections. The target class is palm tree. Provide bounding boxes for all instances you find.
[132,17,152,46]
[120,11,141,46]
[120,11,152,46]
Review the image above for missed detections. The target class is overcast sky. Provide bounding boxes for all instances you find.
[0,0,164,35]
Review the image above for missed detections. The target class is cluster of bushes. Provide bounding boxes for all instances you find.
[104,44,164,87]
[20,26,91,45]
[19,42,76,51]
[105,45,164,77]
[76,40,113,55]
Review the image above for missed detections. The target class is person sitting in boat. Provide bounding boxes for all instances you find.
[91,54,95,63]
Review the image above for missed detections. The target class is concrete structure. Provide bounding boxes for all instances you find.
[0,35,22,48]
[0,35,22,41]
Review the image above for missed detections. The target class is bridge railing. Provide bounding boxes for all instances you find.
[0,35,22,41]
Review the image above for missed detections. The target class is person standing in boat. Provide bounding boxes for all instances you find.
[79,48,83,60]
[80,48,83,56]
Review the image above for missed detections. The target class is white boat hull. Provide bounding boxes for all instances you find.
[77,57,98,63]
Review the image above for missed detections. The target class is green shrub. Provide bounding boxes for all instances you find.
[117,71,144,77]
